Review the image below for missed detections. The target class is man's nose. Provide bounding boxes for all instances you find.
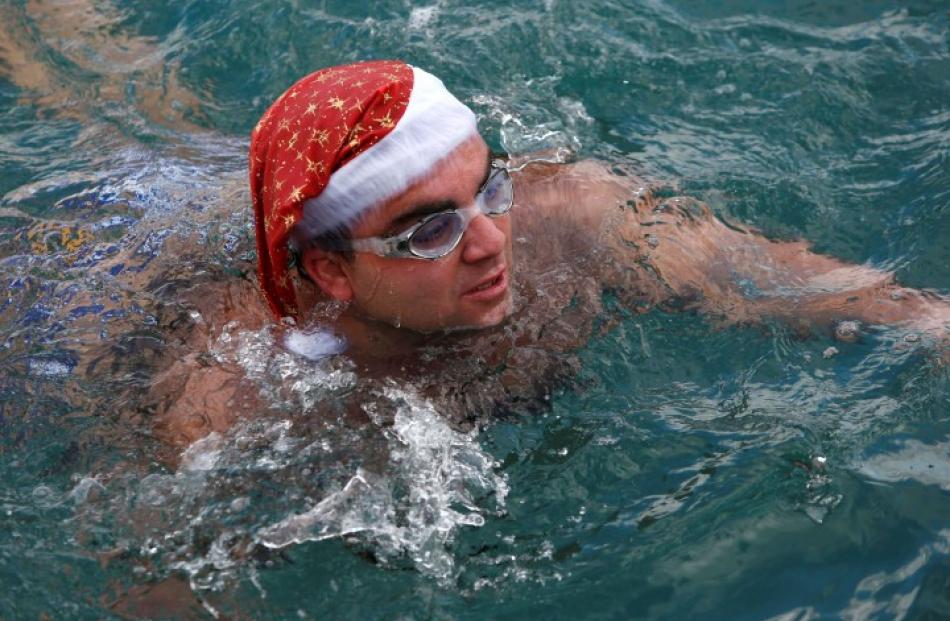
[460,213,506,263]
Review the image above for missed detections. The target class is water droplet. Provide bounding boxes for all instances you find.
[230,496,250,512]
[32,485,59,508]
[834,320,861,343]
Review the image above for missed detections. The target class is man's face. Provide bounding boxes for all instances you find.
[333,135,514,332]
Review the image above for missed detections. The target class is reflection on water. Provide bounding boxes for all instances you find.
[858,439,950,491]
[0,0,205,128]
[1,0,949,619]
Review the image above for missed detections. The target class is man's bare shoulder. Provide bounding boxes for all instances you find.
[510,157,649,265]
[145,276,273,455]
[514,158,641,215]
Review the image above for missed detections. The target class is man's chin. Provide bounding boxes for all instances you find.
[449,295,514,332]
[372,293,514,334]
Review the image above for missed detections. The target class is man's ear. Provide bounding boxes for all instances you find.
[299,247,354,301]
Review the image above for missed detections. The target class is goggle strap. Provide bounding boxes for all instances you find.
[349,237,394,255]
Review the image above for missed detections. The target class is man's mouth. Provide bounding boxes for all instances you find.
[473,275,501,292]
[463,268,508,300]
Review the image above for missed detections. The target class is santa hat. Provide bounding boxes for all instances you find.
[248,60,479,319]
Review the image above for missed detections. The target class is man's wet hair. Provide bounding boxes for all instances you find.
[310,224,353,257]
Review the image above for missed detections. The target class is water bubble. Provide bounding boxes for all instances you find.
[834,320,861,343]
[27,358,73,376]
[138,473,175,506]
[179,433,224,472]
[68,477,106,505]
[284,328,346,360]
[32,485,59,509]
[408,5,439,31]
[230,497,250,513]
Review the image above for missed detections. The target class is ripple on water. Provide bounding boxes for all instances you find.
[1,0,948,618]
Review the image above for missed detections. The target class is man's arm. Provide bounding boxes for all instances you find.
[628,193,949,338]
[519,159,949,341]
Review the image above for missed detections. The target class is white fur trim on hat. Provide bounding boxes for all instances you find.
[291,66,479,245]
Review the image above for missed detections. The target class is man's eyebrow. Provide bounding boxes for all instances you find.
[385,154,494,234]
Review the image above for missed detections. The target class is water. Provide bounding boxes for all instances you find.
[2,0,949,618]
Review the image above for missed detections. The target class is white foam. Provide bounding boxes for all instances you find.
[121,328,508,590]
[283,328,346,360]
[256,386,508,583]
[28,359,73,376]
[408,5,440,30]
[211,322,357,410]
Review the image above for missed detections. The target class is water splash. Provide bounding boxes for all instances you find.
[258,386,509,584]
[65,322,507,596]
[135,384,509,590]
[211,321,357,411]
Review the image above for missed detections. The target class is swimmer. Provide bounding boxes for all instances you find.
[250,60,948,345]
[155,59,949,446]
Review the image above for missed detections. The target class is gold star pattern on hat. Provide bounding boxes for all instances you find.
[248,60,415,319]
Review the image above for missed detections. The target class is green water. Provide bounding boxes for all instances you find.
[1,0,949,619]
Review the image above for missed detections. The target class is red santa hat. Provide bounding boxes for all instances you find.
[248,60,479,319]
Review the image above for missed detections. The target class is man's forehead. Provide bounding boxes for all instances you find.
[364,141,492,230]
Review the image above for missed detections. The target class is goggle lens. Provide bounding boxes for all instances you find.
[480,169,514,215]
[410,212,465,258]
[406,165,513,259]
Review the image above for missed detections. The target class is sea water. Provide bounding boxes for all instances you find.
[1,0,948,619]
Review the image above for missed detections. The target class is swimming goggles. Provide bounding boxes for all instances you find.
[347,159,513,260]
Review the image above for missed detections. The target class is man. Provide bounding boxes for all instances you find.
[249,60,947,348]
[151,58,950,449]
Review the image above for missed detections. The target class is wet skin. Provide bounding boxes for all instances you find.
[300,135,514,335]
[147,150,950,451]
